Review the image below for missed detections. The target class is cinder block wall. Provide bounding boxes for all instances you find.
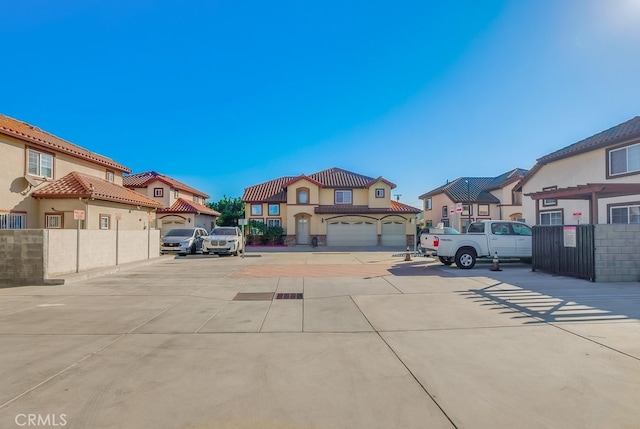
[0,229,161,286]
[595,224,640,282]
[0,230,47,286]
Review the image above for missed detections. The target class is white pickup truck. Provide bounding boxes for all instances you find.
[421,220,532,269]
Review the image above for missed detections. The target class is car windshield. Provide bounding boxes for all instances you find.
[164,228,195,237]
[210,228,236,236]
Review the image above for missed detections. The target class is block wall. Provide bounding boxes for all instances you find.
[595,224,640,282]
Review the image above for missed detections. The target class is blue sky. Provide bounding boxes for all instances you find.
[3,0,640,208]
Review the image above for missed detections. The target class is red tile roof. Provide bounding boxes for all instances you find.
[123,171,210,199]
[243,168,397,202]
[31,172,163,208]
[0,114,130,173]
[157,198,220,216]
[314,201,420,215]
[243,176,295,203]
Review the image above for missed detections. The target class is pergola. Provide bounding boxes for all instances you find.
[526,183,640,224]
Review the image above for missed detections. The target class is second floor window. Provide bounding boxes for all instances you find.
[610,143,640,176]
[251,204,262,216]
[28,149,53,179]
[297,188,309,204]
[335,190,352,204]
[154,188,164,197]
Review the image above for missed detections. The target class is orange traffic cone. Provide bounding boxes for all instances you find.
[404,246,412,261]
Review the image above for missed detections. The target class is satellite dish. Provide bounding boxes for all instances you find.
[24,176,40,187]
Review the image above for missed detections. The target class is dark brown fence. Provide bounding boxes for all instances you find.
[532,225,596,282]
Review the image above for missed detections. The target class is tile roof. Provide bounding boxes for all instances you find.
[0,114,130,173]
[242,167,396,202]
[157,198,220,216]
[307,167,377,188]
[537,116,640,163]
[243,176,294,203]
[516,116,640,191]
[314,201,420,214]
[419,168,528,203]
[123,171,210,199]
[31,172,163,208]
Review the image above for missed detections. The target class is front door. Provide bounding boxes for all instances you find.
[297,218,309,244]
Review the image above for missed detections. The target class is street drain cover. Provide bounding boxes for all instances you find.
[233,292,275,301]
[275,293,303,300]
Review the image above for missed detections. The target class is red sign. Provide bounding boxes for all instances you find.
[573,212,582,217]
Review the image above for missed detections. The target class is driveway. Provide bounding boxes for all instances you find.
[0,252,639,428]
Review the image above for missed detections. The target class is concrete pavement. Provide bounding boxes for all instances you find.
[0,251,639,428]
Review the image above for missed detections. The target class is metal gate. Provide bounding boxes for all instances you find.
[532,225,596,282]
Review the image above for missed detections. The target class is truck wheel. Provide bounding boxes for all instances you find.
[455,248,476,269]
[438,257,453,266]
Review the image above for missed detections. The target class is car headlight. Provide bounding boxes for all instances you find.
[229,239,236,243]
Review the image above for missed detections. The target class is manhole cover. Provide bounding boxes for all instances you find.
[232,292,275,301]
[275,293,303,300]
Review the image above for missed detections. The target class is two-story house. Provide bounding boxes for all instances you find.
[124,171,220,235]
[0,114,161,230]
[517,116,640,225]
[242,167,421,247]
[419,168,528,232]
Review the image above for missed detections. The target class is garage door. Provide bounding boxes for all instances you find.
[381,221,406,246]
[327,221,377,246]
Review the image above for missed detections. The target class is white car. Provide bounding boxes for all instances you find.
[202,226,245,256]
[160,227,208,256]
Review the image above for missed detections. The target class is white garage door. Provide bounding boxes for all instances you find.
[327,221,377,246]
[381,221,406,246]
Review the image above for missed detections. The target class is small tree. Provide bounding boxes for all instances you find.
[207,196,244,226]
[263,226,284,245]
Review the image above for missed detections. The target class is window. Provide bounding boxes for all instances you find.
[440,219,450,227]
[462,204,473,216]
[106,171,115,182]
[512,223,532,236]
[542,186,557,207]
[28,149,53,179]
[266,218,281,228]
[467,223,485,233]
[251,204,263,216]
[193,196,200,204]
[540,211,563,225]
[45,213,62,229]
[442,206,448,218]
[154,188,164,197]
[375,188,385,198]
[174,189,179,199]
[478,204,490,216]
[425,198,432,210]
[268,204,280,216]
[335,190,352,204]
[296,188,309,204]
[250,218,264,234]
[0,212,26,229]
[100,214,111,230]
[610,204,640,224]
[491,223,513,235]
[461,219,473,233]
[609,143,640,176]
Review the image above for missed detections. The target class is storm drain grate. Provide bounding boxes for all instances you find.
[275,293,303,300]
[232,292,275,301]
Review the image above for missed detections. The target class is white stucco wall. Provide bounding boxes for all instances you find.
[522,148,640,224]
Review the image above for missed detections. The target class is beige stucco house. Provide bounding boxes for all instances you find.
[124,171,220,235]
[419,168,528,232]
[242,167,420,247]
[0,114,161,231]
[518,116,640,225]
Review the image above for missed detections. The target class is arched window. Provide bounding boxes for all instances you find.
[297,188,310,204]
